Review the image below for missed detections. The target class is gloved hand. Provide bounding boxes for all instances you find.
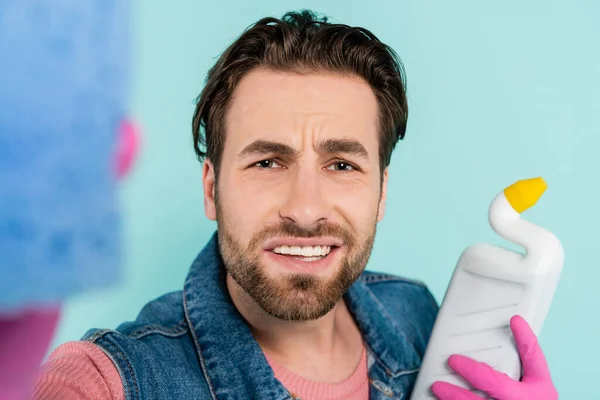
[431,315,558,400]
[114,119,141,179]
[0,307,61,400]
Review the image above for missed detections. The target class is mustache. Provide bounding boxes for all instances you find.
[249,220,355,248]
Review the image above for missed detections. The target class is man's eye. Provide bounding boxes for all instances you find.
[327,161,355,172]
[255,159,282,169]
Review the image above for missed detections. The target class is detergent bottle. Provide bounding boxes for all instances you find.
[410,177,564,399]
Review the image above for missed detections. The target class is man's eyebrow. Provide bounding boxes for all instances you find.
[318,138,369,160]
[236,138,370,160]
[237,140,295,159]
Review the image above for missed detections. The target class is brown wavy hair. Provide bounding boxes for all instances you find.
[192,10,408,177]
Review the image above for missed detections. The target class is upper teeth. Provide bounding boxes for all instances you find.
[272,245,332,257]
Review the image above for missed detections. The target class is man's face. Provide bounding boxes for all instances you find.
[202,69,388,321]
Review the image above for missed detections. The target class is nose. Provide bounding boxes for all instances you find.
[279,168,331,229]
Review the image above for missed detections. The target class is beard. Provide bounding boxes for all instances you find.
[216,199,377,322]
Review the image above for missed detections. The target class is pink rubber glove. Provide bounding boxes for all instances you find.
[113,118,141,179]
[431,315,558,400]
[0,307,61,400]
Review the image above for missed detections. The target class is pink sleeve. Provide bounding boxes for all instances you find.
[32,341,125,400]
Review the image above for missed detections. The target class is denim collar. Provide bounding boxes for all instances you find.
[183,232,420,399]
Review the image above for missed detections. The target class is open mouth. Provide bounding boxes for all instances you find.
[270,245,338,262]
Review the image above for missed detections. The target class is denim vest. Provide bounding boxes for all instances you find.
[82,233,438,399]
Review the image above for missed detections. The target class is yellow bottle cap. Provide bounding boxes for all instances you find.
[503,177,548,213]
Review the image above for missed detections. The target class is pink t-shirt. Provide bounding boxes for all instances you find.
[33,341,369,400]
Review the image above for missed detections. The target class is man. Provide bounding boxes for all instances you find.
[34,10,557,400]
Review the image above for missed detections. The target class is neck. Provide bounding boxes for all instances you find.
[226,274,364,382]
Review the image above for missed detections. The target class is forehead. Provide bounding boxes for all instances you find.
[225,69,379,147]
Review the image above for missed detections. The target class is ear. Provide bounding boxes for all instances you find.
[202,159,217,221]
[377,167,389,222]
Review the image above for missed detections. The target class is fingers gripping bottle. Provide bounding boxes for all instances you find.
[410,177,564,399]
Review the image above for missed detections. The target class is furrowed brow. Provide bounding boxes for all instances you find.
[237,140,295,159]
[318,138,369,161]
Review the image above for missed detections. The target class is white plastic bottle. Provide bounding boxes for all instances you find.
[410,177,564,399]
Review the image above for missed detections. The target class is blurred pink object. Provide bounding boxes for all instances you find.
[431,315,558,400]
[0,307,61,400]
[114,119,141,179]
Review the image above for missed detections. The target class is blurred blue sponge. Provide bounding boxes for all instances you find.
[0,0,131,310]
